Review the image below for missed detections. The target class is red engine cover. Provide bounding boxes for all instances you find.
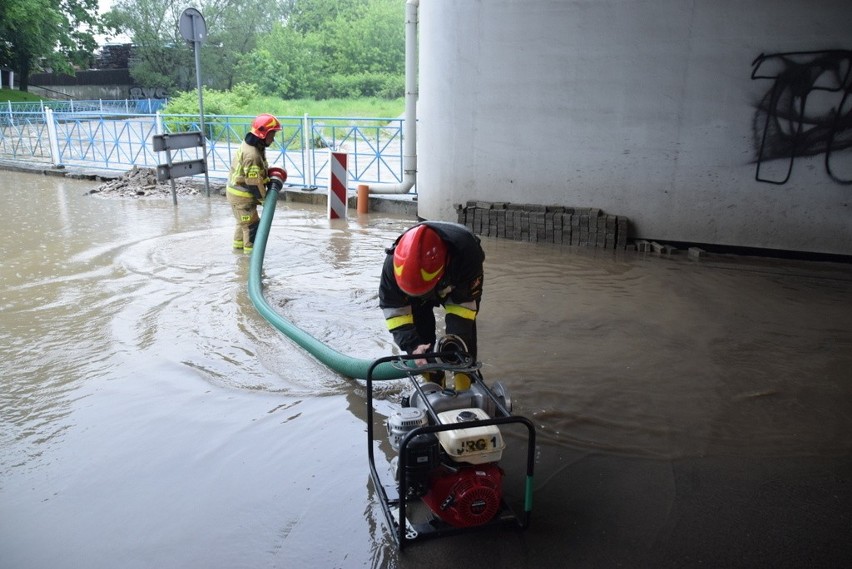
[421,464,504,527]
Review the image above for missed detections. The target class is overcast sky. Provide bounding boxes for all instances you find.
[95,0,131,44]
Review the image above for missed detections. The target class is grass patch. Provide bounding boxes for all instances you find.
[163,87,406,148]
[274,97,405,118]
[0,88,44,103]
[164,85,404,119]
[1,86,405,118]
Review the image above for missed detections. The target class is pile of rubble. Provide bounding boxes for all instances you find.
[87,166,213,198]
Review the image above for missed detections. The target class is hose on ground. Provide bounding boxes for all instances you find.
[247,188,408,381]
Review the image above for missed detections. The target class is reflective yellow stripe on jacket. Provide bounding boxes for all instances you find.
[445,301,478,321]
[227,186,255,198]
[382,306,413,330]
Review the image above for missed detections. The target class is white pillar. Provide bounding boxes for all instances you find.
[45,107,61,167]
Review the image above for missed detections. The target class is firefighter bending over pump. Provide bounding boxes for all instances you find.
[379,222,485,363]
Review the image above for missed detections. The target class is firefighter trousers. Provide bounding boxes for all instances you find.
[228,196,260,250]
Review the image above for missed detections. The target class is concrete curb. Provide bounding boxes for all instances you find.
[0,159,418,217]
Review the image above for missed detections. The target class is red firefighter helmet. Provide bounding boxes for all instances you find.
[250,114,282,138]
[393,225,447,296]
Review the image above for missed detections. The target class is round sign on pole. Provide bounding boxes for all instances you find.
[179,8,207,44]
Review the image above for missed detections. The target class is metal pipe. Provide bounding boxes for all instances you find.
[368,0,418,195]
[191,13,211,198]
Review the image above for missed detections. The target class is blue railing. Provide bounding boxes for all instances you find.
[0,100,406,190]
[4,98,167,114]
[0,111,51,159]
[311,119,403,187]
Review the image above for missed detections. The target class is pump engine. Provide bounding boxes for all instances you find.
[384,338,513,528]
[366,338,535,547]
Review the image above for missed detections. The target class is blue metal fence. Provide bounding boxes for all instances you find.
[0,100,406,191]
[4,98,167,114]
[0,111,51,160]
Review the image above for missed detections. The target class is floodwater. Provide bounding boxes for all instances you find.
[1,170,851,568]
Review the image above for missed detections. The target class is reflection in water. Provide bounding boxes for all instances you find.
[1,171,851,568]
[481,239,852,459]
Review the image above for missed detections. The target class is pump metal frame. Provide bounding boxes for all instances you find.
[366,353,536,549]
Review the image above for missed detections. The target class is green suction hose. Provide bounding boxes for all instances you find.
[247,188,409,381]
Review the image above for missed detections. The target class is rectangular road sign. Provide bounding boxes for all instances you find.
[152,131,204,152]
[156,159,206,182]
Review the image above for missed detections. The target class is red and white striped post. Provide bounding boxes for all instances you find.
[328,151,348,219]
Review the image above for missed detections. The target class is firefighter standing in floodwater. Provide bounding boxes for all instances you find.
[226,114,283,255]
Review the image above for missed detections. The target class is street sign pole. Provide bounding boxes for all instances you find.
[153,132,208,204]
[179,8,211,197]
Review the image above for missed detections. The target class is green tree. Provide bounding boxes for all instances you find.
[285,0,364,34]
[0,0,103,90]
[108,0,405,100]
[324,0,404,75]
[235,23,324,99]
[104,0,193,92]
[105,0,291,94]
[190,0,291,91]
[234,0,404,99]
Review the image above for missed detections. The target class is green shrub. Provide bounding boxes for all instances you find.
[378,75,405,99]
[315,73,405,99]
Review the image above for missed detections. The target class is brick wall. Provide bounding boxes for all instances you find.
[456,201,630,250]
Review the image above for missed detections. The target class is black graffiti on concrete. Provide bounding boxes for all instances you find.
[751,50,852,185]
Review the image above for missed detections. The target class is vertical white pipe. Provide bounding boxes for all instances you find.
[402,0,418,184]
[368,0,418,194]
[303,113,313,187]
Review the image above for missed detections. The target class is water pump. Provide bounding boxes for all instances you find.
[366,336,536,547]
